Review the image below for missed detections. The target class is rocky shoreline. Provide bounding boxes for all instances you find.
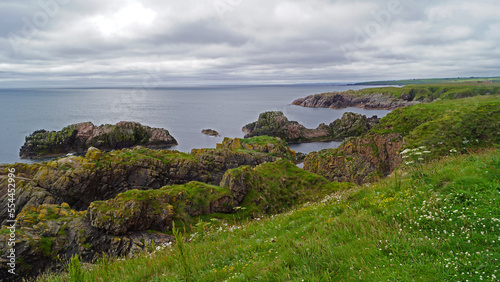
[19,121,178,159]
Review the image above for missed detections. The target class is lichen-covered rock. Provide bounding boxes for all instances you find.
[242,111,379,143]
[201,129,220,136]
[88,182,234,235]
[19,121,178,159]
[292,92,419,110]
[304,133,404,184]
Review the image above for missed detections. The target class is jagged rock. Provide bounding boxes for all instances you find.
[19,121,178,159]
[1,137,289,225]
[201,129,220,136]
[242,111,379,143]
[304,133,404,184]
[292,92,419,110]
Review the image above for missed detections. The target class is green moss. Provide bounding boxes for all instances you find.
[39,237,54,256]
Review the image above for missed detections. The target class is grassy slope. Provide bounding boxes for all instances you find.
[355,77,500,85]
[40,149,500,281]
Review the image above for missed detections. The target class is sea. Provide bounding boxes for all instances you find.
[0,85,391,164]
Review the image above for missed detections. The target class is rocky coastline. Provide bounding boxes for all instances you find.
[19,121,178,159]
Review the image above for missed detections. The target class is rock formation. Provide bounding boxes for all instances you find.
[19,121,178,159]
[201,129,220,136]
[242,111,379,143]
[304,133,404,184]
[292,92,419,110]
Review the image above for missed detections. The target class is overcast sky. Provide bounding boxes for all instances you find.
[1,0,499,87]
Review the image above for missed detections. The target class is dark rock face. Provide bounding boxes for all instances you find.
[304,133,404,184]
[292,92,419,110]
[242,111,379,143]
[0,203,174,281]
[19,121,178,159]
[201,129,220,136]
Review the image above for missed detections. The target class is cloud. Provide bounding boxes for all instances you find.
[0,0,499,87]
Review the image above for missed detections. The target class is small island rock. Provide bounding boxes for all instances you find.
[19,121,178,159]
[202,129,220,136]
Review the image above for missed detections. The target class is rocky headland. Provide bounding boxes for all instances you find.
[292,92,418,110]
[242,111,379,143]
[19,121,178,159]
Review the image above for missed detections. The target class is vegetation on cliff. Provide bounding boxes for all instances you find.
[38,149,500,281]
[242,111,378,143]
[304,95,500,183]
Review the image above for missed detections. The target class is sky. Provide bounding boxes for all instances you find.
[1,0,499,87]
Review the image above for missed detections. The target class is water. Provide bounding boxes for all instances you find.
[0,85,391,164]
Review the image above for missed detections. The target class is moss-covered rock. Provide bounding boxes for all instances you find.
[242,111,379,143]
[19,121,178,159]
[88,182,234,235]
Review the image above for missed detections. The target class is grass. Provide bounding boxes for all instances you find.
[38,149,500,281]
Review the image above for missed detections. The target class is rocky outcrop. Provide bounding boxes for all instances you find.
[1,137,290,226]
[19,121,178,159]
[202,129,220,136]
[292,92,419,110]
[303,133,404,184]
[88,182,234,235]
[242,111,379,143]
[0,203,174,281]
